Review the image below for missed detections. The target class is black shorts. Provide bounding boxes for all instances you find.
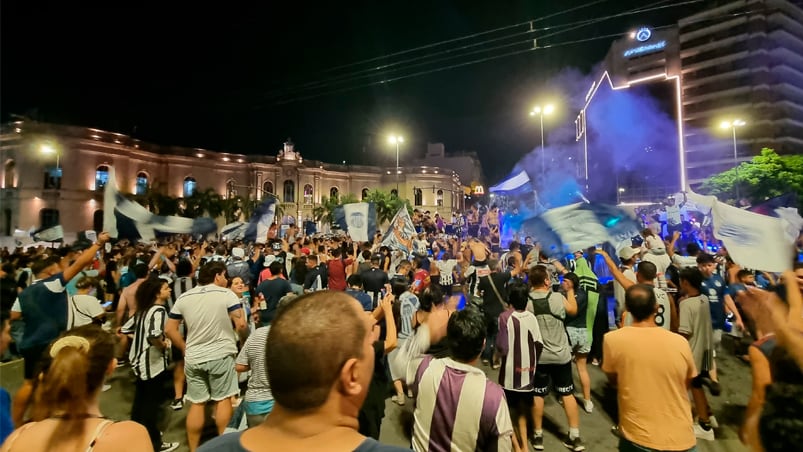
[504,389,534,413]
[21,345,48,380]
[533,362,574,397]
[171,344,184,363]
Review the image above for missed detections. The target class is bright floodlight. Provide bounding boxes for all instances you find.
[733,119,746,127]
[721,119,746,129]
[720,121,732,129]
[388,135,404,144]
[532,106,541,115]
[544,104,555,115]
[40,143,56,155]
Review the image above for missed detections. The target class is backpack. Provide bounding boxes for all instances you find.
[119,270,137,290]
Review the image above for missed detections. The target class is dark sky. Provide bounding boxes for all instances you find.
[1,0,707,182]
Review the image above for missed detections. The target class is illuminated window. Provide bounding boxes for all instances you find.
[183,176,197,197]
[330,186,339,201]
[95,165,109,190]
[437,189,444,207]
[226,179,237,199]
[304,184,313,205]
[135,171,149,195]
[362,188,369,200]
[4,159,16,188]
[414,188,423,206]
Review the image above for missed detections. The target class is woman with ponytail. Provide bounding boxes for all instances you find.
[1,325,152,451]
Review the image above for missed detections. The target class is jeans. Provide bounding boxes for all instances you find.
[619,437,698,452]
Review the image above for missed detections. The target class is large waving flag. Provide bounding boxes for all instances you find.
[31,225,64,242]
[244,198,277,244]
[521,202,641,257]
[381,207,416,254]
[687,191,797,272]
[333,202,377,242]
[103,166,217,241]
[221,221,248,241]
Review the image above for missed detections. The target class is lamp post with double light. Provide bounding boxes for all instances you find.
[720,119,746,202]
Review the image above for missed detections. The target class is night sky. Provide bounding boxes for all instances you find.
[1,0,707,183]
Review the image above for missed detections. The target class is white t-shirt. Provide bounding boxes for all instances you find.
[67,294,105,329]
[169,284,241,366]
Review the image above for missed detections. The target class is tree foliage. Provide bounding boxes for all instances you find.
[700,148,803,208]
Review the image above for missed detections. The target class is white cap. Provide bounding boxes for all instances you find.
[231,247,245,259]
[618,246,639,261]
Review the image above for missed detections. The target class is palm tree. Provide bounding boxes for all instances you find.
[364,189,412,226]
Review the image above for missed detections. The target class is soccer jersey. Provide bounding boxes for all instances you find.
[496,310,542,391]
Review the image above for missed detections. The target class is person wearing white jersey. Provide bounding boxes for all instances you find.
[598,251,677,333]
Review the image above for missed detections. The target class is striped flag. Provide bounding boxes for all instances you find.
[521,202,641,257]
[243,198,277,244]
[333,202,377,242]
[221,221,248,241]
[103,166,217,241]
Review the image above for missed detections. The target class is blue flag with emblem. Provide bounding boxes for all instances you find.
[521,202,641,257]
[333,202,377,243]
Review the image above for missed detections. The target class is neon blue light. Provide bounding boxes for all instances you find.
[636,27,652,42]
[623,40,666,58]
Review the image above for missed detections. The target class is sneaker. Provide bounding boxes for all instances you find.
[481,359,490,366]
[562,434,586,451]
[693,423,715,441]
[529,435,544,451]
[708,415,719,429]
[407,389,414,399]
[583,400,594,413]
[159,442,179,452]
[610,425,622,438]
[491,361,501,370]
[391,394,405,406]
[115,359,128,368]
[101,384,111,392]
[170,399,184,411]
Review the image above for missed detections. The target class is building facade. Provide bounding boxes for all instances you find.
[0,121,463,236]
[576,0,803,201]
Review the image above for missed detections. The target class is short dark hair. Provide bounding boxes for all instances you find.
[447,308,486,362]
[679,267,704,292]
[132,263,150,279]
[176,259,193,277]
[686,242,700,256]
[529,265,549,288]
[736,269,754,281]
[269,261,284,276]
[636,261,657,281]
[198,261,227,285]
[347,274,362,288]
[759,382,803,452]
[508,280,529,311]
[625,284,656,322]
[266,292,365,411]
[696,253,716,265]
[32,256,60,276]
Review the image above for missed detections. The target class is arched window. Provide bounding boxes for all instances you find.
[39,208,60,229]
[135,171,149,195]
[390,189,398,198]
[414,188,423,206]
[329,186,339,201]
[436,189,444,207]
[283,180,295,203]
[95,165,109,191]
[183,176,197,197]
[93,210,104,232]
[361,188,369,200]
[303,184,313,205]
[263,181,274,197]
[226,179,237,199]
[4,159,16,188]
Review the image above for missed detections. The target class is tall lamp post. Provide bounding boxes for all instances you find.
[40,143,61,189]
[530,104,554,181]
[388,134,404,192]
[720,119,746,202]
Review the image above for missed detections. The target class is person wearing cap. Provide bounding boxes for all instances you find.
[226,247,252,288]
[613,247,639,325]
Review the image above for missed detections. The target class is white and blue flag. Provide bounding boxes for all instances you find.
[243,198,277,244]
[333,202,377,242]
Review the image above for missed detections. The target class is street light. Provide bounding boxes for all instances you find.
[720,119,746,202]
[530,104,555,181]
[388,134,404,192]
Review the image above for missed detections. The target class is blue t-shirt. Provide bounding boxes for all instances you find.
[0,388,12,444]
[702,274,727,330]
[346,289,374,311]
[197,431,411,451]
[19,274,68,350]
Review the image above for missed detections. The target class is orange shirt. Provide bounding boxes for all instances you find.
[602,327,697,450]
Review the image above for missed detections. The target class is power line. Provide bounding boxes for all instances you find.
[257,0,702,105]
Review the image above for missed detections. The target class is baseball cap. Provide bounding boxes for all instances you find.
[263,255,277,267]
[618,246,639,261]
[231,247,245,259]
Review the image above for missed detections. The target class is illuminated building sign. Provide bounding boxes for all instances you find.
[636,27,652,42]
[473,185,485,195]
[623,40,666,58]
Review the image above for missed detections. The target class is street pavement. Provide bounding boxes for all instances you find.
[1,337,752,452]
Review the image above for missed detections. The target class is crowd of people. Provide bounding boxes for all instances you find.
[0,205,801,452]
